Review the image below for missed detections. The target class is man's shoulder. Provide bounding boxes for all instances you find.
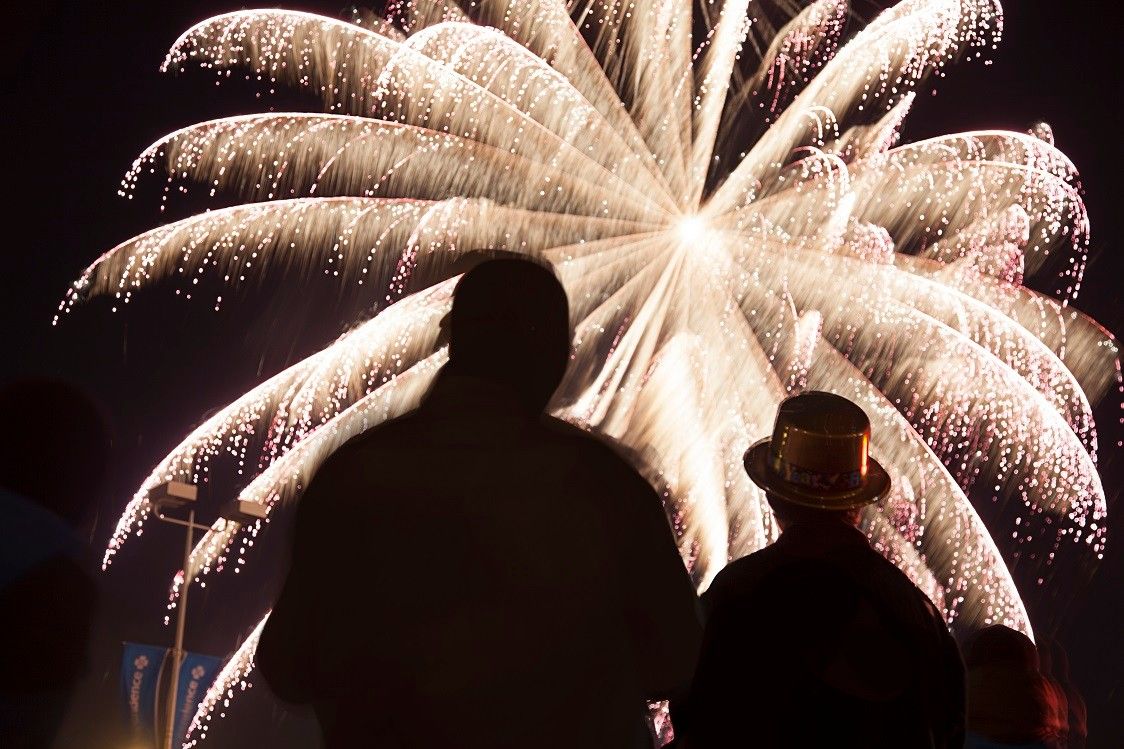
[541,416,607,448]
[848,541,937,598]
[327,409,428,460]
[704,534,917,605]
[720,537,792,574]
[542,418,642,471]
[298,411,429,505]
[703,544,785,604]
[825,540,951,631]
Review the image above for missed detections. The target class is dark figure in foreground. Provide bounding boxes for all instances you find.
[673,391,965,748]
[0,379,106,749]
[258,257,701,749]
[964,625,1069,749]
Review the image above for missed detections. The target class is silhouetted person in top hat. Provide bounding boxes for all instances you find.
[672,391,964,749]
[0,379,107,749]
[258,257,701,749]
[964,625,1068,749]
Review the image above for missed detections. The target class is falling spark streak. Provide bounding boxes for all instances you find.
[183,349,448,585]
[183,614,269,747]
[60,0,1120,742]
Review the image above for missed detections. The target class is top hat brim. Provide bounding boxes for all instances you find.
[743,437,891,510]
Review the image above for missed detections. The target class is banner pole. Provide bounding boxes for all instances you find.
[164,507,194,749]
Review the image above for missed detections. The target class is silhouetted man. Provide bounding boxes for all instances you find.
[258,257,701,749]
[673,391,964,748]
[0,379,106,749]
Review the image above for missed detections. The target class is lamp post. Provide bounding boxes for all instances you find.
[150,481,267,749]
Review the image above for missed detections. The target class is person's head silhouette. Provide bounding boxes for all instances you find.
[446,257,570,411]
[965,624,1039,671]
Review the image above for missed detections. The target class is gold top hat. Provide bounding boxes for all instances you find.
[744,391,890,510]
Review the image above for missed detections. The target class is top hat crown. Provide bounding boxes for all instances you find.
[743,391,890,509]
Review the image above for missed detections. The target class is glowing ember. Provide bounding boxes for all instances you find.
[59,1,1119,742]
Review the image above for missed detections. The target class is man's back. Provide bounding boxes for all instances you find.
[259,373,700,748]
[674,521,964,748]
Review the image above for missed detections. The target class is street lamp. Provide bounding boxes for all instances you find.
[150,481,268,749]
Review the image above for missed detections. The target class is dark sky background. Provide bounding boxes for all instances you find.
[2,2,1122,747]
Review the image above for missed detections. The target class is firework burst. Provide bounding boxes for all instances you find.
[59,0,1118,743]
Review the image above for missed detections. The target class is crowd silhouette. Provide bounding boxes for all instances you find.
[2,256,1087,748]
[257,256,1084,748]
[0,379,107,748]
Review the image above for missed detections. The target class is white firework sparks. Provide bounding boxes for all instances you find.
[58,0,1119,743]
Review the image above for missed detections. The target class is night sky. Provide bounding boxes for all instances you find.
[3,2,1122,747]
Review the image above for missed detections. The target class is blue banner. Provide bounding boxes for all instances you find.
[172,651,224,742]
[121,642,168,744]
